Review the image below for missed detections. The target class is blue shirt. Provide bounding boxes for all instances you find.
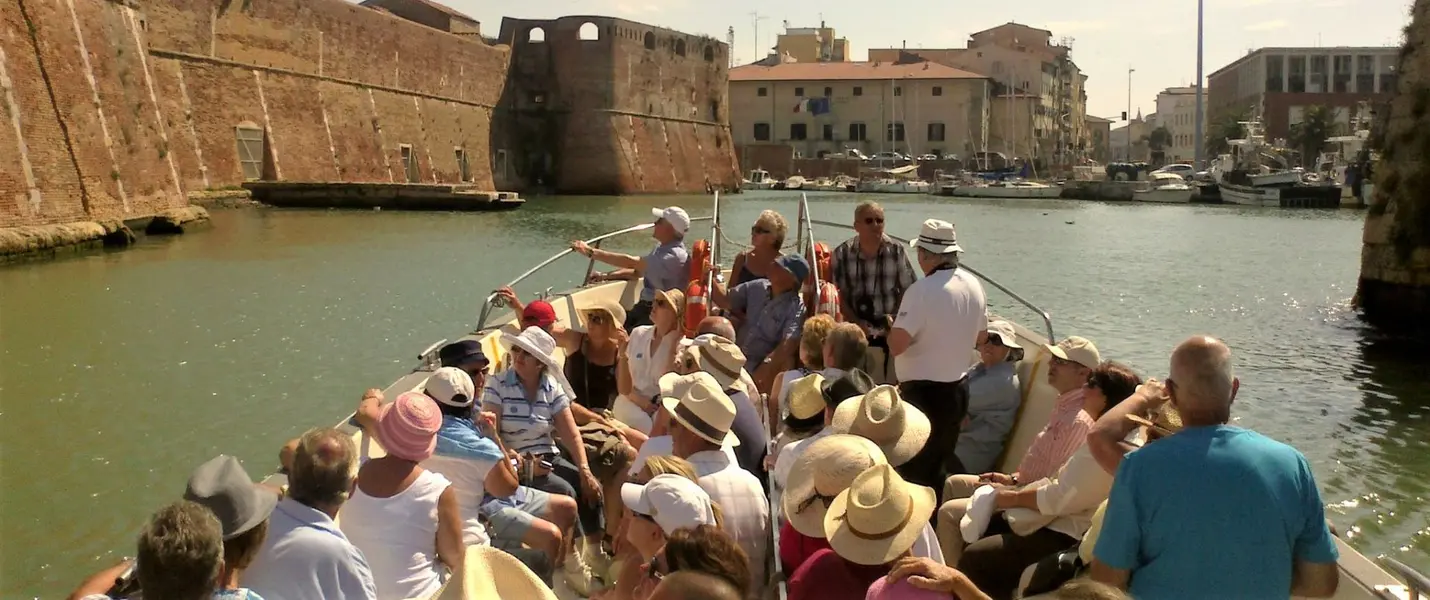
[641,239,689,302]
[729,279,805,371]
[244,498,377,600]
[1094,425,1338,600]
[955,361,1021,474]
[482,369,571,456]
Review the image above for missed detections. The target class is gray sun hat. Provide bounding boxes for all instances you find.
[184,455,278,540]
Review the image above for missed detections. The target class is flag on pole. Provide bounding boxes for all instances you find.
[793,98,832,115]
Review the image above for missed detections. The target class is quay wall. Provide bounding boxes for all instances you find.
[1,1,739,234]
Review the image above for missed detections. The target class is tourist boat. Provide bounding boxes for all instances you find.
[255,193,1427,600]
[1133,172,1195,204]
[742,169,776,191]
[951,180,1063,199]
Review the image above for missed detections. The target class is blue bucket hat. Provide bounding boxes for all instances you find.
[439,340,488,369]
[776,254,811,284]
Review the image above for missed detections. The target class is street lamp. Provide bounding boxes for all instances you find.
[1127,66,1135,161]
[1194,0,1206,170]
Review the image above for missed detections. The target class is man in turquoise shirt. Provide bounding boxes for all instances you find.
[1091,336,1340,599]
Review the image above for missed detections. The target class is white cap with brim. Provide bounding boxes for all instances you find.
[652,206,691,235]
[424,367,477,407]
[621,474,717,536]
[1046,335,1101,370]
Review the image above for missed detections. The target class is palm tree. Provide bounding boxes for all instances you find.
[1288,105,1340,168]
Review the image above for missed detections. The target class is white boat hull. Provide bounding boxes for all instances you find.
[1134,187,1194,203]
[858,181,931,194]
[741,181,775,191]
[1220,183,1281,206]
[952,185,1062,199]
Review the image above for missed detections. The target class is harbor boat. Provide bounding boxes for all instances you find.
[951,180,1063,199]
[1133,172,1195,203]
[250,193,1427,600]
[1218,180,1344,208]
[742,168,776,191]
[808,174,857,192]
[1210,116,1343,208]
[775,175,807,190]
[858,178,932,194]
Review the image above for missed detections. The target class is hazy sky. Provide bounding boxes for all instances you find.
[448,0,1411,120]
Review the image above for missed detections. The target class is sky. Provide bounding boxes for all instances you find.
[448,0,1413,121]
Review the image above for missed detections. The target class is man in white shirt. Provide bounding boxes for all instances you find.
[888,219,987,492]
[664,373,771,599]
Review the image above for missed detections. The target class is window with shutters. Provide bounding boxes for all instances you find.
[790,123,808,140]
[822,123,834,140]
[754,122,771,141]
[928,122,946,142]
[849,122,867,141]
[234,125,265,181]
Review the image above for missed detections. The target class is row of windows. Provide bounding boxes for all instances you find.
[755,85,944,98]
[751,122,946,142]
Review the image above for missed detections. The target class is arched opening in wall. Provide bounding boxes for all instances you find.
[703,45,715,62]
[675,39,686,56]
[234,122,265,181]
[643,31,655,50]
[528,27,546,43]
[579,22,599,41]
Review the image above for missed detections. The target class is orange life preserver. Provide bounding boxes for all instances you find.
[684,239,711,337]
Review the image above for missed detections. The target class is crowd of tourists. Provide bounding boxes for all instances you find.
[71,203,1344,600]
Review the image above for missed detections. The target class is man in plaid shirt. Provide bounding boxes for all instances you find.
[830,201,917,383]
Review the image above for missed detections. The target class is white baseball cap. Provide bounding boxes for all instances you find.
[651,206,691,235]
[621,474,717,535]
[423,367,476,407]
[1046,336,1101,370]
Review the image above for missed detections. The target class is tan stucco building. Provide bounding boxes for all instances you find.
[1085,115,1113,164]
[774,23,850,63]
[729,61,991,159]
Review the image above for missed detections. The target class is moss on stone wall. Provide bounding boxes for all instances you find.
[1372,0,1430,261]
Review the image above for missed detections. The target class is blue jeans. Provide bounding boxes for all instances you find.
[527,453,603,540]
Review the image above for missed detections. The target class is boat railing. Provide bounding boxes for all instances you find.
[1378,558,1430,600]
[800,216,1056,342]
[472,215,717,332]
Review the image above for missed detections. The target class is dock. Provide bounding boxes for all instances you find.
[242,182,524,211]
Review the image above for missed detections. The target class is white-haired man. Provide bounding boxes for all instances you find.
[1089,335,1340,599]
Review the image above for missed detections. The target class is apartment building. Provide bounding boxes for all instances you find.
[1207,46,1398,140]
[774,23,850,63]
[1155,86,1200,163]
[1085,115,1112,164]
[729,60,991,159]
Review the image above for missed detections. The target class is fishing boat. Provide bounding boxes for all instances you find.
[776,175,807,190]
[951,180,1063,199]
[742,169,776,191]
[808,174,857,192]
[1133,172,1195,204]
[1210,117,1343,208]
[856,165,931,194]
[253,194,1427,600]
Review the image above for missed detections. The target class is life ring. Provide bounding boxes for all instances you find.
[684,239,711,337]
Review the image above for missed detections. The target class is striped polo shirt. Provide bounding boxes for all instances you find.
[480,369,571,456]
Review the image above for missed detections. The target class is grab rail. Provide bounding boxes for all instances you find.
[802,218,1056,343]
[473,216,715,331]
[798,194,821,302]
[1379,557,1430,600]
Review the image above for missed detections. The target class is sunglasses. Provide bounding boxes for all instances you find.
[586,313,609,325]
[655,299,672,310]
[643,555,668,583]
[862,217,884,225]
[752,226,772,235]
[510,346,528,358]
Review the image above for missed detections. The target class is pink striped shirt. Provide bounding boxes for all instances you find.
[1015,388,1093,482]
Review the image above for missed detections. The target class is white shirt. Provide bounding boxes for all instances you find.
[893,268,987,383]
[245,498,378,600]
[626,325,682,399]
[628,435,737,476]
[688,450,770,598]
[422,454,493,546]
[340,470,451,600]
[771,426,835,491]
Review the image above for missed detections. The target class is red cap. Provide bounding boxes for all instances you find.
[522,301,557,329]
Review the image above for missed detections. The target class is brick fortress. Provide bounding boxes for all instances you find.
[0,0,740,232]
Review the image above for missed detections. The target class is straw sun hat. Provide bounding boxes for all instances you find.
[823,463,937,566]
[658,371,740,447]
[782,434,887,538]
[463,545,557,600]
[830,385,930,466]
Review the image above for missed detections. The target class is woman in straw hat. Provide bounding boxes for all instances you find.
[830,385,932,472]
[341,391,464,600]
[483,325,604,592]
[786,464,938,600]
[615,288,687,434]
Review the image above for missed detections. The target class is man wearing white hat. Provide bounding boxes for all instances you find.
[571,206,692,329]
[664,374,771,598]
[888,218,987,491]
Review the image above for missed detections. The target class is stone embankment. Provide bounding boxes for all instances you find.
[0,206,209,264]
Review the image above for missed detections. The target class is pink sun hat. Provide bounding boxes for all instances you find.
[377,391,442,461]
[865,575,953,600]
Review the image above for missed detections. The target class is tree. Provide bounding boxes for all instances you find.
[1206,109,1249,156]
[1147,126,1173,152]
[1288,105,1340,168]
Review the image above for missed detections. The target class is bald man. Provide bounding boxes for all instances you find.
[698,316,737,341]
[1088,336,1339,599]
[648,571,743,600]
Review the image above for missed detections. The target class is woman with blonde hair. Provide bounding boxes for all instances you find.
[615,289,686,434]
[767,314,837,439]
[730,210,788,286]
[595,455,723,600]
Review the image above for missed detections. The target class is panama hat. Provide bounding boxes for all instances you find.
[689,335,746,388]
[1045,336,1101,370]
[659,373,740,446]
[830,385,930,466]
[463,545,557,600]
[784,373,828,430]
[823,464,937,566]
[184,455,277,540]
[783,434,887,538]
[910,219,962,254]
[581,298,627,331]
[501,326,577,398]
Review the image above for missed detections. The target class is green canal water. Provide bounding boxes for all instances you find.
[1,193,1427,596]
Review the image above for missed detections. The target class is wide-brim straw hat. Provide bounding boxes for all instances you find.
[654,288,686,315]
[690,335,747,389]
[500,326,577,399]
[783,434,887,538]
[823,464,937,566]
[581,298,627,331]
[786,372,828,424]
[659,372,740,447]
[463,544,557,600]
[830,385,930,466]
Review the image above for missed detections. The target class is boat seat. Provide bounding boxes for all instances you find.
[994,338,1059,475]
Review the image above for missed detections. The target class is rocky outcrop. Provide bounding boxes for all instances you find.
[1358,0,1430,332]
[0,206,209,264]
